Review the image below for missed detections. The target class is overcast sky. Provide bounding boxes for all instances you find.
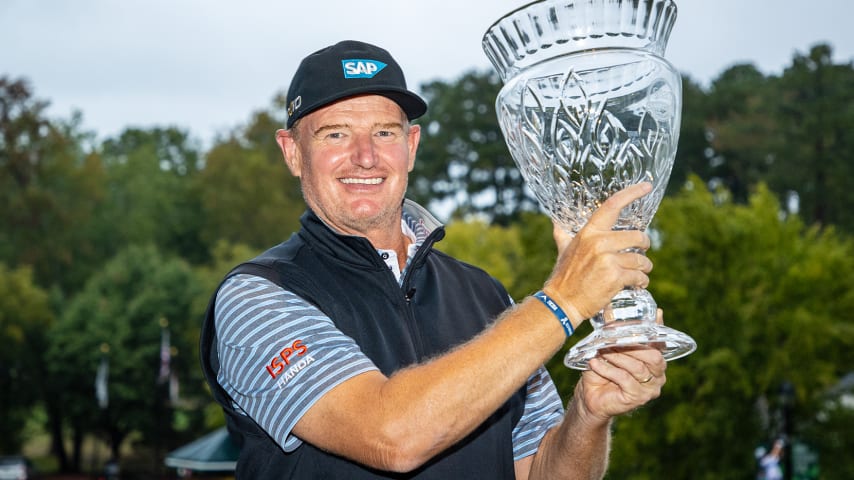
[2,0,852,147]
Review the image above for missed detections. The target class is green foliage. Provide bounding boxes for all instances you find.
[599,178,854,479]
[774,44,854,230]
[45,245,205,457]
[802,397,854,479]
[667,75,713,195]
[0,264,53,452]
[197,107,304,250]
[98,127,208,264]
[698,44,854,233]
[704,63,783,202]
[0,76,106,295]
[0,77,309,468]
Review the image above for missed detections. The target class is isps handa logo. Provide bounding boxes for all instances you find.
[265,339,314,387]
[341,59,387,79]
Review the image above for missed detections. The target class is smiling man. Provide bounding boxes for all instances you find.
[280,94,420,257]
[201,40,667,479]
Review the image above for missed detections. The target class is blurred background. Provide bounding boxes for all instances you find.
[1,0,852,478]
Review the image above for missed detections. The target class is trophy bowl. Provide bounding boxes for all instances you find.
[483,0,696,369]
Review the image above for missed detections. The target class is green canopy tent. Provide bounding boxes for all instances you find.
[165,427,239,474]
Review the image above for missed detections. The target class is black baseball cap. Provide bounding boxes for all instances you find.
[285,40,428,129]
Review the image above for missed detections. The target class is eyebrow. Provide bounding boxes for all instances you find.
[375,121,406,131]
[312,121,406,138]
[312,123,349,138]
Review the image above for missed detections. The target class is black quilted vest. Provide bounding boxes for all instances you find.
[201,204,526,479]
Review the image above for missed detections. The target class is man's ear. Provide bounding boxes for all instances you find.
[276,129,301,177]
[407,123,421,173]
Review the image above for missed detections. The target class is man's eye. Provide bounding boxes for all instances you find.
[327,132,345,139]
[376,130,394,137]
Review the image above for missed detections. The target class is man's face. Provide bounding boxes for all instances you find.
[277,95,421,238]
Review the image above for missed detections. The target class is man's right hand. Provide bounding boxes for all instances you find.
[544,182,654,325]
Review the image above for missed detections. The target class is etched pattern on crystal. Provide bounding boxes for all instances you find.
[498,62,677,235]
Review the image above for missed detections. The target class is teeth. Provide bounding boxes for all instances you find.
[341,178,383,185]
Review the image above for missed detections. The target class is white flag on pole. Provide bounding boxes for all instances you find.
[95,355,109,409]
[158,325,171,384]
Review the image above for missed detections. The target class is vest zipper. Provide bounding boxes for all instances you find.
[399,229,442,358]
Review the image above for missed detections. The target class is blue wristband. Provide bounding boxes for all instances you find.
[533,290,574,337]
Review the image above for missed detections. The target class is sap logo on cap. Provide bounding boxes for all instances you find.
[342,59,387,79]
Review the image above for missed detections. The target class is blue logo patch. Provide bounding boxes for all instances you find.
[341,59,387,79]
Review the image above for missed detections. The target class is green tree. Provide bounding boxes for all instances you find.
[0,264,53,453]
[45,245,204,469]
[668,75,713,195]
[802,388,854,479]
[0,76,105,295]
[693,44,854,234]
[410,70,538,224]
[773,43,854,231]
[98,127,207,263]
[597,178,854,479]
[1,78,108,470]
[703,63,782,203]
[198,97,304,250]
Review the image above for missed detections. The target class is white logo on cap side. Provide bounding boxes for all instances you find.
[288,96,302,116]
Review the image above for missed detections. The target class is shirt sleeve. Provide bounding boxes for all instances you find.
[511,366,565,461]
[214,273,379,452]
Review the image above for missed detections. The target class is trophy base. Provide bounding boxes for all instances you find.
[563,321,697,370]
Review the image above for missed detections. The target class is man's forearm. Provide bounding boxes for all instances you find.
[294,295,574,471]
[528,395,612,480]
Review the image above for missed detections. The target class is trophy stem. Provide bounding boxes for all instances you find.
[595,286,658,328]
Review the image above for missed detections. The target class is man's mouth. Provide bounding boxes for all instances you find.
[340,178,384,185]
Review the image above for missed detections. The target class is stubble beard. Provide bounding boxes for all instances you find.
[300,179,407,236]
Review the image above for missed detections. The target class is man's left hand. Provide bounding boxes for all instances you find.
[573,309,668,422]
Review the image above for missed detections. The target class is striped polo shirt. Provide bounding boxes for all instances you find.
[214,211,564,461]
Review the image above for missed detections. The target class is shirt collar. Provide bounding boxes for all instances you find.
[378,215,423,283]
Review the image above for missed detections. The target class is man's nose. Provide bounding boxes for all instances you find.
[351,134,378,168]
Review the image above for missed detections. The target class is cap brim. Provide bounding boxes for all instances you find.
[289,86,427,128]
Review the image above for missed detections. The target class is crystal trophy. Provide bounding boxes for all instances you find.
[483,0,697,369]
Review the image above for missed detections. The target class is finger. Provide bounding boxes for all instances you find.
[625,270,650,289]
[600,345,666,370]
[597,230,651,254]
[618,348,667,378]
[598,350,650,380]
[616,251,653,273]
[588,355,657,393]
[656,308,664,325]
[586,182,652,230]
[587,356,624,384]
